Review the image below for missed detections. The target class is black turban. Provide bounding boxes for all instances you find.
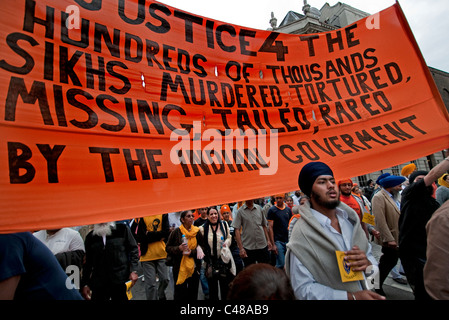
[409,170,428,184]
[298,162,334,197]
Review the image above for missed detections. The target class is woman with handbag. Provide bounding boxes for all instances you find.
[200,206,235,300]
[165,210,205,300]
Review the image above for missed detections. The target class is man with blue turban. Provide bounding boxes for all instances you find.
[371,174,406,295]
[285,162,385,300]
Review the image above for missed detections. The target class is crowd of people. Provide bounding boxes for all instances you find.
[1,151,449,301]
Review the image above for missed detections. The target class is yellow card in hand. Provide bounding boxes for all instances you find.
[362,212,375,226]
[335,251,365,283]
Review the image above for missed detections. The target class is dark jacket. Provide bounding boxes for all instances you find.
[55,249,85,271]
[399,179,440,258]
[82,224,139,288]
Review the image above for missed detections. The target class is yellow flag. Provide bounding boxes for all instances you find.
[125,281,133,300]
[362,212,376,226]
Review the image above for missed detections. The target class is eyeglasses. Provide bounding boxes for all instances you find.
[185,215,194,218]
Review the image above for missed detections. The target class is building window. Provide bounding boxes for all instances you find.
[392,165,400,176]
[357,175,368,187]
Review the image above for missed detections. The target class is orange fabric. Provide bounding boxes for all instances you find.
[220,204,230,214]
[338,179,353,187]
[192,210,200,220]
[1,1,449,233]
[401,163,416,176]
[340,194,362,220]
[288,214,301,229]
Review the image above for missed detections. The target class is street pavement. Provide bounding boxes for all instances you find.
[370,242,415,300]
[129,241,414,301]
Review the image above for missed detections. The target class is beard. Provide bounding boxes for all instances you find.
[311,190,340,209]
[390,189,401,201]
[93,222,115,237]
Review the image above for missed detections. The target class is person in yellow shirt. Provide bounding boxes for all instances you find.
[137,214,170,300]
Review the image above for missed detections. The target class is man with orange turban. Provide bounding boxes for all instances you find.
[338,179,369,238]
[401,163,416,178]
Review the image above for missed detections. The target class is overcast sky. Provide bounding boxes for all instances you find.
[157,0,449,72]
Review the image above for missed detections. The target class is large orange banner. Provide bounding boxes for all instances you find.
[1,0,448,233]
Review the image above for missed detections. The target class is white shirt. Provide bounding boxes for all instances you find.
[289,207,377,300]
[292,194,301,206]
[34,228,85,255]
[168,212,182,229]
